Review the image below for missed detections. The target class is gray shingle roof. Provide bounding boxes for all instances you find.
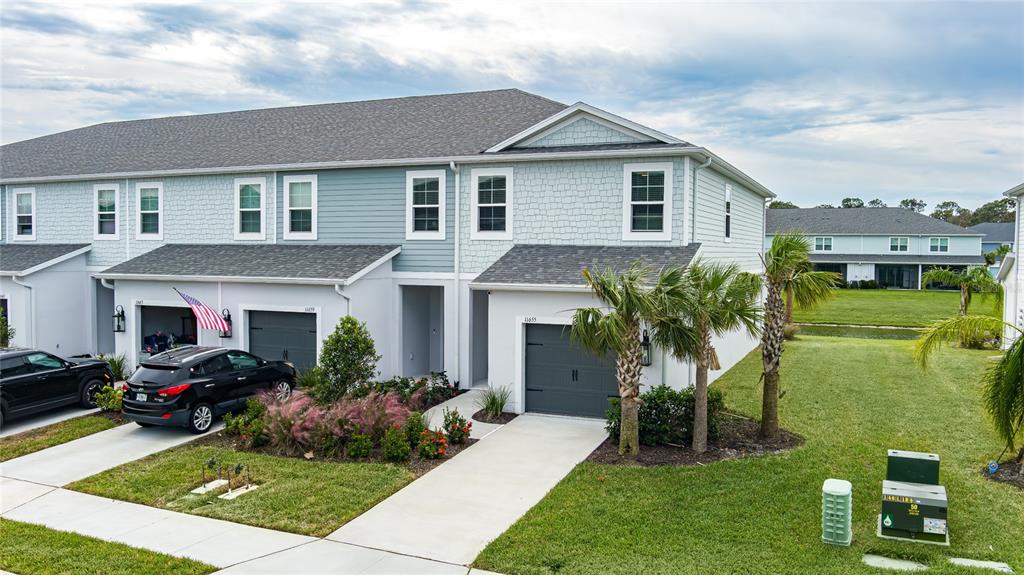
[497,142,694,154]
[968,222,1015,243]
[99,244,400,283]
[1,89,566,180]
[0,244,90,275]
[472,244,701,287]
[766,208,980,236]
[809,253,985,265]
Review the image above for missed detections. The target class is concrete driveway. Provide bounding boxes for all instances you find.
[328,414,607,565]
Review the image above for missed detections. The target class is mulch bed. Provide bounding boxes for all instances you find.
[197,431,477,477]
[471,409,518,425]
[987,460,1024,490]
[586,414,803,467]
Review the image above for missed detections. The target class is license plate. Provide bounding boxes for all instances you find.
[135,393,147,402]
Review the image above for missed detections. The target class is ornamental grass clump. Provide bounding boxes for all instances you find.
[475,387,512,420]
[339,391,410,443]
[263,391,321,455]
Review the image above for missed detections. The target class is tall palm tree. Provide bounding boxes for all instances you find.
[921,266,1002,317]
[759,232,842,439]
[674,261,761,452]
[571,263,696,456]
[916,315,1024,463]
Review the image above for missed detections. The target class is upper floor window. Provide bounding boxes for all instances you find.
[406,169,446,240]
[234,177,265,240]
[930,237,949,253]
[814,236,833,251]
[622,162,673,241]
[13,188,35,241]
[471,168,513,240]
[136,182,163,240]
[94,183,119,240]
[283,175,317,240]
[890,236,909,252]
[724,183,733,242]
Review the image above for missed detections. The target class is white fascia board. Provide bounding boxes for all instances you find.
[1002,182,1024,197]
[467,282,592,293]
[344,247,402,285]
[997,254,1015,281]
[96,273,356,286]
[484,102,685,153]
[4,245,92,277]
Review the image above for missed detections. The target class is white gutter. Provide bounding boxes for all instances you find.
[10,275,34,347]
[0,147,775,199]
[450,160,462,387]
[334,284,351,315]
[100,278,115,290]
[468,282,592,293]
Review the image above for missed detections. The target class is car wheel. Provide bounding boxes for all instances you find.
[188,403,214,434]
[136,421,155,427]
[272,379,293,402]
[80,379,105,408]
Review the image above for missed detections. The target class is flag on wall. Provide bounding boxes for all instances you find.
[173,288,230,332]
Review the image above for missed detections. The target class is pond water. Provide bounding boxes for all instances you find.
[795,324,922,340]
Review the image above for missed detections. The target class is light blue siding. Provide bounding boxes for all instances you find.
[764,232,983,257]
[692,168,765,272]
[275,167,454,273]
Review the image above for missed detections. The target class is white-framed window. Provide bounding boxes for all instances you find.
[93,183,119,240]
[814,236,833,251]
[12,188,36,241]
[929,237,949,253]
[470,167,512,240]
[724,183,733,242]
[135,182,163,240]
[283,175,317,240]
[622,162,673,241]
[234,177,266,240]
[406,169,446,240]
[889,236,909,252]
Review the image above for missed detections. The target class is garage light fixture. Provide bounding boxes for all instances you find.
[640,330,652,367]
[112,305,126,333]
[219,309,233,338]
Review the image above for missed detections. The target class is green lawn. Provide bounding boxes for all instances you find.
[0,414,120,462]
[792,289,998,327]
[68,442,414,537]
[475,336,1024,575]
[0,519,216,575]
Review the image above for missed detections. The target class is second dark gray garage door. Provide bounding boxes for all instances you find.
[525,323,618,418]
[248,311,317,371]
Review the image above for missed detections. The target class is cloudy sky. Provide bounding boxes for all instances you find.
[2,0,1022,209]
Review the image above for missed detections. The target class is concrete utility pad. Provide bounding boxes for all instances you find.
[863,554,928,571]
[949,558,1014,573]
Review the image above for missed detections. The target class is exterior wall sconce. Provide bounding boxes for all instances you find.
[640,329,652,367]
[219,309,233,338]
[113,305,126,333]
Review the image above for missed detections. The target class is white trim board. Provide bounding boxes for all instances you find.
[470,167,513,241]
[233,177,267,241]
[405,169,447,241]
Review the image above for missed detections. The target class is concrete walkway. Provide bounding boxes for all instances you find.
[328,414,607,565]
[1,420,222,486]
[424,389,502,440]
[0,406,99,438]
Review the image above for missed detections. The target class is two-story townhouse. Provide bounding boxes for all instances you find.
[997,183,1024,345]
[0,89,773,417]
[766,207,985,289]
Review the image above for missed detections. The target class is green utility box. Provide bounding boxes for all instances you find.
[878,481,949,545]
[822,479,853,546]
[886,449,940,485]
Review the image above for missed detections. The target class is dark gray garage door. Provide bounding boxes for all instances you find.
[525,323,618,418]
[248,311,317,371]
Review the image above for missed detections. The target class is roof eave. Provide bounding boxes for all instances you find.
[1002,182,1024,197]
[468,282,593,292]
[0,245,92,277]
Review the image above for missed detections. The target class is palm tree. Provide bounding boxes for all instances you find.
[759,232,843,439]
[916,315,1024,463]
[920,266,1001,317]
[571,263,696,456]
[674,261,761,452]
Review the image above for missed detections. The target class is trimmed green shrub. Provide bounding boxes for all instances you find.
[441,407,471,444]
[382,425,411,462]
[346,433,373,459]
[93,383,123,413]
[315,316,381,403]
[606,385,726,446]
[404,412,426,449]
[223,398,268,448]
[0,308,13,348]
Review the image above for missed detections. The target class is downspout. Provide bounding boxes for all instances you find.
[334,284,351,315]
[11,275,34,347]
[450,160,461,388]
[100,278,115,291]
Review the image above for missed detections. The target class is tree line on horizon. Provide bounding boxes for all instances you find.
[767,196,1016,227]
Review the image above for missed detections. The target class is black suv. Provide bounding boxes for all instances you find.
[122,346,296,433]
[0,348,115,428]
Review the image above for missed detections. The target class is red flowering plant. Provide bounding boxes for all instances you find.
[441,407,472,444]
[418,429,448,459]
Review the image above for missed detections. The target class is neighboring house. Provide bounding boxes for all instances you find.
[969,221,1014,276]
[0,89,773,417]
[997,183,1024,346]
[765,207,985,289]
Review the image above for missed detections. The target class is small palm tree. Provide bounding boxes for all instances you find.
[916,315,1024,463]
[921,266,1001,317]
[674,261,761,452]
[759,232,842,439]
[571,263,695,457]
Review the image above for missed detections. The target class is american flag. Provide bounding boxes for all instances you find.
[173,288,230,332]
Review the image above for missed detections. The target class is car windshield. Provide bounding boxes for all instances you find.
[130,364,184,386]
